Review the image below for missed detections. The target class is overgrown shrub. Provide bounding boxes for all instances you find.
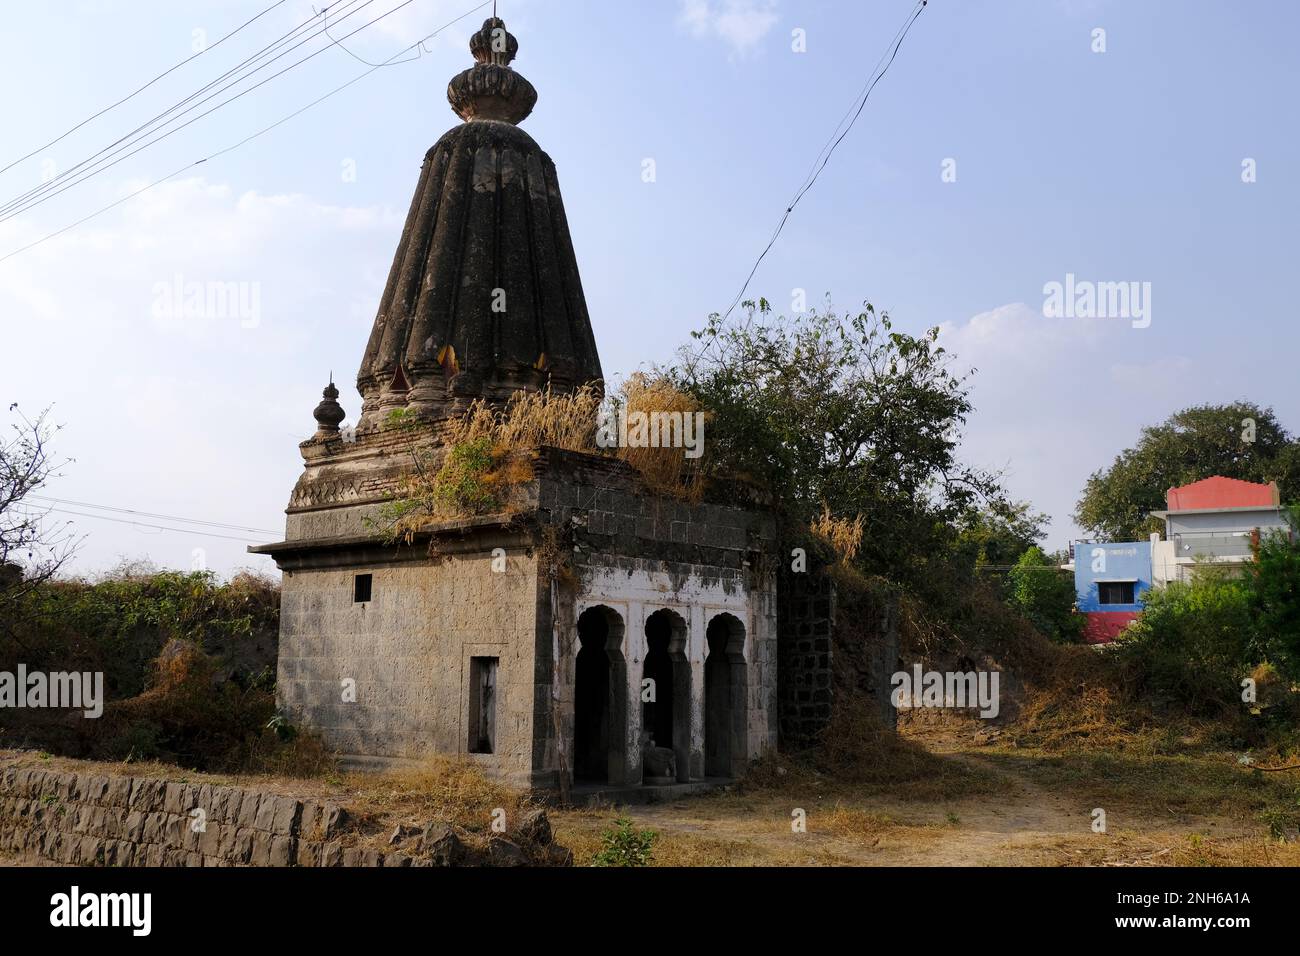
[1006,546,1083,644]
[379,378,705,538]
[1249,512,1300,677]
[0,563,278,700]
[591,817,658,867]
[0,566,329,775]
[1115,568,1261,714]
[430,436,500,515]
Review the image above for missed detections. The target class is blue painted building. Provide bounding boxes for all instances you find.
[1072,540,1153,643]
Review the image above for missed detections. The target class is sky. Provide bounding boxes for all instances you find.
[1,0,1297,578]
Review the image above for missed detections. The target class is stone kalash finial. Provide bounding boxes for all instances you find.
[312,380,346,439]
[446,17,537,124]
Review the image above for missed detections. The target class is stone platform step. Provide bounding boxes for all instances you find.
[565,777,731,807]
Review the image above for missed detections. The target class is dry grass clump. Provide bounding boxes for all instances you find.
[810,506,864,564]
[342,755,532,833]
[1168,832,1300,867]
[816,806,903,838]
[613,372,707,503]
[444,384,603,454]
[384,376,710,536]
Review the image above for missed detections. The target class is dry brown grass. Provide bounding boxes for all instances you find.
[614,372,707,503]
[337,755,534,838]
[444,385,603,454]
[740,695,999,802]
[1166,831,1300,866]
[817,805,907,838]
[810,506,864,564]
[385,377,709,537]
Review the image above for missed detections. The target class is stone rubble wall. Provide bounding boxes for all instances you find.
[0,766,562,867]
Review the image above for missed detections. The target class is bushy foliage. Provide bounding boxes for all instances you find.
[674,301,1005,588]
[591,817,658,867]
[0,566,326,774]
[1006,547,1083,644]
[1,563,278,699]
[955,500,1048,570]
[431,436,500,515]
[1249,511,1300,675]
[1116,568,1262,714]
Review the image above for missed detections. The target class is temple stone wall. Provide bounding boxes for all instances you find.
[777,567,836,748]
[529,452,778,789]
[277,553,541,787]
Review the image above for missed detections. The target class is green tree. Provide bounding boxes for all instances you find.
[1075,402,1300,541]
[1117,567,1261,713]
[1006,546,1082,643]
[955,499,1048,570]
[1249,507,1300,676]
[673,301,1003,583]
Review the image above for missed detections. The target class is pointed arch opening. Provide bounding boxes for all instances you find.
[643,608,691,783]
[705,612,748,778]
[574,605,627,785]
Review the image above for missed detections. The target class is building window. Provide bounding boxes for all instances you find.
[353,573,373,603]
[468,657,498,754]
[1098,581,1135,605]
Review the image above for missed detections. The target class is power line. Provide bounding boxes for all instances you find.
[319,3,427,67]
[0,0,372,219]
[0,0,290,178]
[26,495,279,536]
[1,0,377,218]
[0,0,491,264]
[0,0,390,223]
[719,0,929,322]
[19,506,271,544]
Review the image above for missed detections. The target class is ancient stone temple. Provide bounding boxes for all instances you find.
[252,18,780,791]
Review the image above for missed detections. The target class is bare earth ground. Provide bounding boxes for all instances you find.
[552,729,1300,867]
[4,725,1299,866]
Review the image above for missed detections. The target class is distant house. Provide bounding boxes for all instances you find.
[1073,540,1153,644]
[1071,476,1292,643]
[1150,476,1291,585]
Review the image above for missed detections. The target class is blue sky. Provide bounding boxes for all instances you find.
[2,0,1297,576]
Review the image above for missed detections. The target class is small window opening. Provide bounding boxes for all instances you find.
[469,657,498,754]
[353,573,373,603]
[1098,581,1135,605]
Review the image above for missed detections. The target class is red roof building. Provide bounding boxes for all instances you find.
[1165,476,1279,511]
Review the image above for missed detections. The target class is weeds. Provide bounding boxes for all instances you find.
[591,817,658,866]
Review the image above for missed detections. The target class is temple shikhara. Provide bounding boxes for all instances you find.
[252,18,787,794]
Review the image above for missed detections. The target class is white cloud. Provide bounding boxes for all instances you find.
[678,0,779,57]
[936,302,1198,548]
[0,176,400,577]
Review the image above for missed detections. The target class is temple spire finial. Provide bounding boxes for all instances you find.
[447,16,536,124]
[312,378,345,438]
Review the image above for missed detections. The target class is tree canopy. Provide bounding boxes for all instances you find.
[671,300,1007,584]
[1075,402,1300,541]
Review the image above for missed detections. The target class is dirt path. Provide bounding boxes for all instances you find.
[551,749,1259,866]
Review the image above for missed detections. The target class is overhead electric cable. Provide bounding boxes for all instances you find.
[26,495,279,535]
[0,0,290,178]
[0,0,492,265]
[0,0,392,223]
[0,0,373,218]
[19,506,271,544]
[718,0,929,322]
